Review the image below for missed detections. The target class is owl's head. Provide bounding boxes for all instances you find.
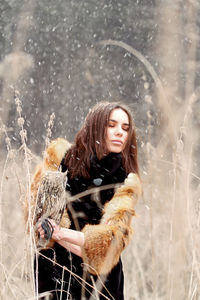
[41,170,68,194]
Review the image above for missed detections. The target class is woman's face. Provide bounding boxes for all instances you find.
[106,108,129,153]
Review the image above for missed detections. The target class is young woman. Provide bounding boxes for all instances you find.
[33,102,141,299]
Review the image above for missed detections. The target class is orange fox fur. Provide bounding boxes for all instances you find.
[81,173,141,275]
[25,138,142,275]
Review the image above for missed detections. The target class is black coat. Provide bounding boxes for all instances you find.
[35,152,127,300]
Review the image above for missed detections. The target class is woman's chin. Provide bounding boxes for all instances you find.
[107,146,123,153]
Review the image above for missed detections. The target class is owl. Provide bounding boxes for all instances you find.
[33,170,69,247]
[25,138,72,248]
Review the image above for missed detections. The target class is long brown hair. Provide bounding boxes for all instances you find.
[64,102,139,178]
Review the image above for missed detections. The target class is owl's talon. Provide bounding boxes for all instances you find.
[41,218,54,240]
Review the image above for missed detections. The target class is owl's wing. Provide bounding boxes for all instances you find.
[34,170,67,225]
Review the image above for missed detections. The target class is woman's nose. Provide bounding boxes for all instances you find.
[115,126,123,136]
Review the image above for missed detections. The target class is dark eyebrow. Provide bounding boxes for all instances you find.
[109,119,130,126]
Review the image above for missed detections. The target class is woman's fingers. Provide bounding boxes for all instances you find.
[37,223,45,239]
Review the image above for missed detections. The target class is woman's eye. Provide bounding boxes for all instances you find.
[123,126,129,131]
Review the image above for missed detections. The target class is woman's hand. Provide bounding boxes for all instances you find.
[37,218,84,257]
[37,219,63,241]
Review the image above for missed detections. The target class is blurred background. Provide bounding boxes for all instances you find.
[0,0,200,299]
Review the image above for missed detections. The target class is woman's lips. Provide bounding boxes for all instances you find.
[111,140,123,145]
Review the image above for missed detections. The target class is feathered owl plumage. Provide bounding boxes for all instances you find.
[34,170,67,224]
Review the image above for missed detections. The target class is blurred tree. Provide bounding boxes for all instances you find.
[0,0,157,152]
